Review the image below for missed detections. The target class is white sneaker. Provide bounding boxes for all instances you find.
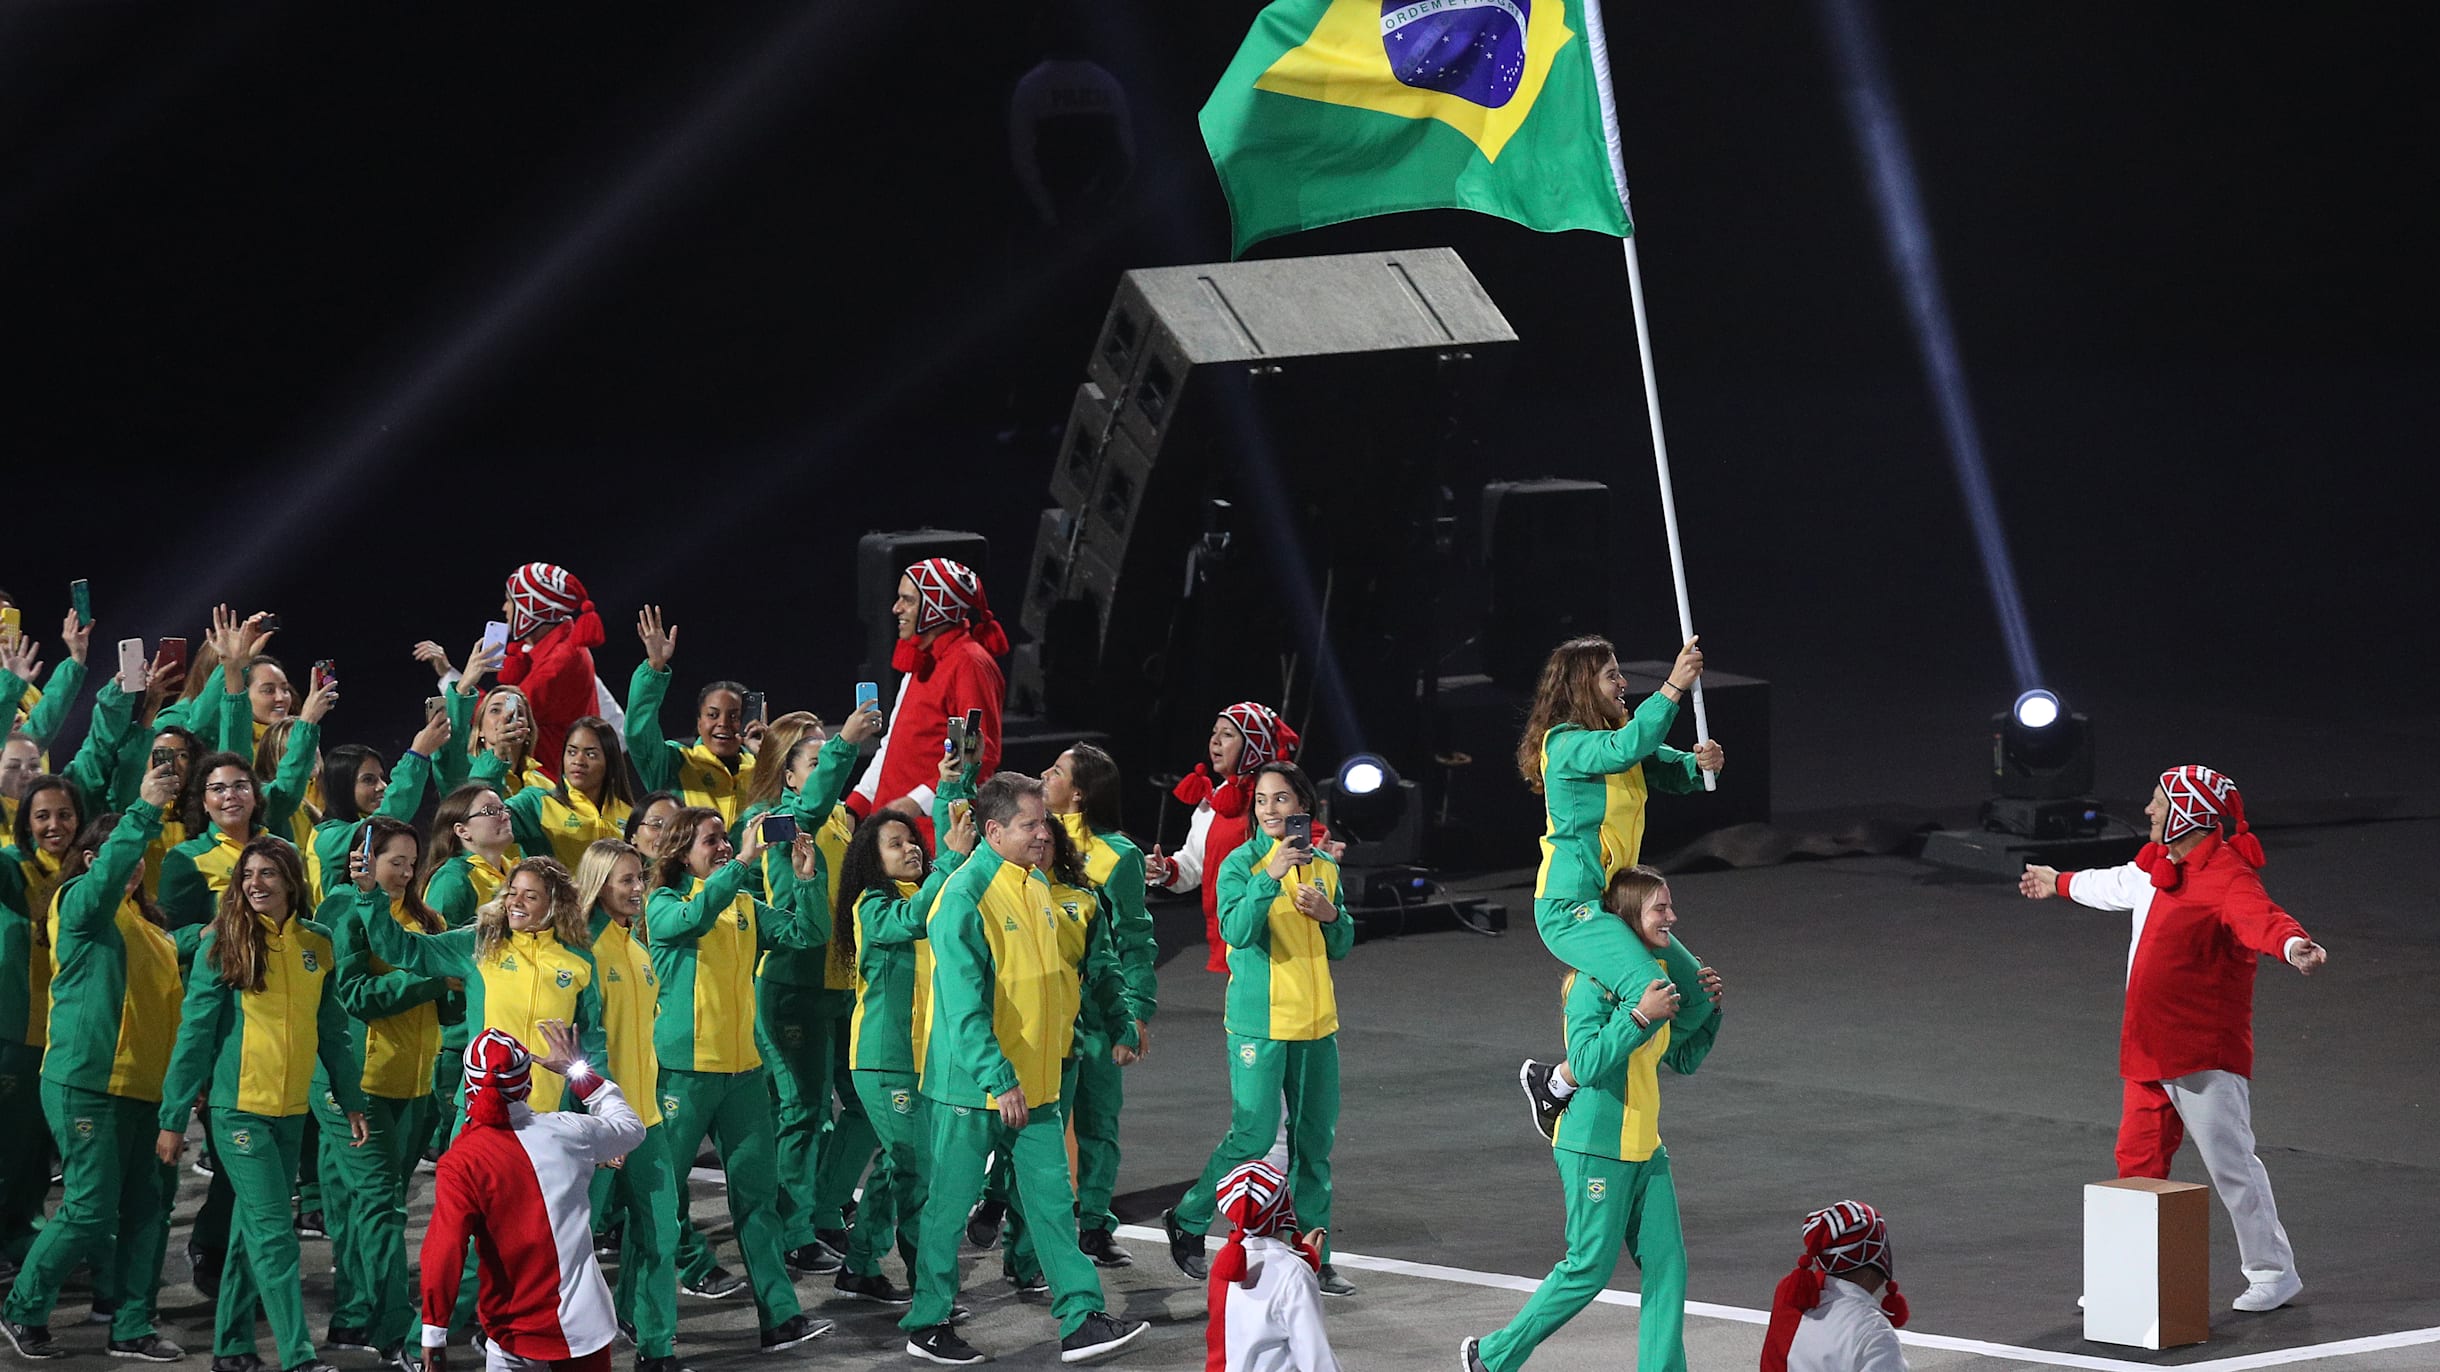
[2231,1275,2302,1312]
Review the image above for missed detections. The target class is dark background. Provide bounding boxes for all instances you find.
[6,2,2432,833]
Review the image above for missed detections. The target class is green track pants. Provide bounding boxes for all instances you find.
[210,1110,315,1367]
[1175,1034,1339,1262]
[844,1070,926,1279]
[0,1041,48,1263]
[1069,1046,1124,1235]
[604,1122,681,1359]
[999,1058,1086,1283]
[1479,1147,1685,1372]
[1532,901,1712,1036]
[902,1096,1102,1338]
[3,1082,172,1339]
[343,1093,435,1354]
[811,991,877,1232]
[660,1066,802,1327]
[755,979,829,1252]
[309,1083,378,1333]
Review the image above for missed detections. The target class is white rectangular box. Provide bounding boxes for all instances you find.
[2084,1178,2209,1349]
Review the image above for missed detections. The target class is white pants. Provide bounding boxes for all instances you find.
[2161,1070,2298,1286]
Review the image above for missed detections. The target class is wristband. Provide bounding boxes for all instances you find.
[1629,1007,1652,1029]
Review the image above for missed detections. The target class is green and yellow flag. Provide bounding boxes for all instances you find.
[1200,0,1635,255]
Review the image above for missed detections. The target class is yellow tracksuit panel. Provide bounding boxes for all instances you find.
[475,931,595,1112]
[237,915,339,1116]
[359,900,444,1101]
[587,918,663,1128]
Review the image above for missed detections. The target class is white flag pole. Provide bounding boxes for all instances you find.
[1581,0,1715,789]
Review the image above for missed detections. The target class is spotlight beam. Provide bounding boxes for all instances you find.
[1817,0,2045,692]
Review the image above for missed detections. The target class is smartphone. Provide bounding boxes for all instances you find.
[70,580,92,627]
[312,659,336,690]
[424,695,446,719]
[958,707,984,765]
[0,606,19,642]
[258,613,281,633]
[855,680,881,713]
[358,822,378,870]
[942,715,966,759]
[158,637,187,676]
[149,745,182,773]
[741,690,767,727]
[117,638,147,692]
[760,812,799,844]
[481,620,510,658]
[1284,813,1313,851]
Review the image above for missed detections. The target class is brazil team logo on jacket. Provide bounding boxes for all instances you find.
[73,1117,95,1139]
[890,1089,912,1116]
[1240,1043,1259,1067]
[230,1129,253,1153]
[556,968,574,989]
[302,949,319,972]
[663,1095,681,1118]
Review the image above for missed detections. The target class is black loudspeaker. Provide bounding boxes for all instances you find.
[1026,248,1517,834]
[1481,479,1611,690]
[855,529,988,686]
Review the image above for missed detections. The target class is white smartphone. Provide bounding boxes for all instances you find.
[481,620,510,659]
[116,638,147,693]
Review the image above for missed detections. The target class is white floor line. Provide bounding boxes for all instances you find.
[1109,1223,2440,1371]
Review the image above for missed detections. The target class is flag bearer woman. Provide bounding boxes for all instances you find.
[321,818,460,1367]
[1513,636,1724,1140]
[1462,865,1725,1372]
[1163,761,1357,1298]
[0,763,185,1361]
[155,837,368,1372]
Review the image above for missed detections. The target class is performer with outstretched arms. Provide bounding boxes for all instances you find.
[2020,765,2325,1313]
[1514,637,1723,1140]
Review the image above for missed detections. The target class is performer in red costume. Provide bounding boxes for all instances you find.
[849,559,1005,827]
[1204,1161,1336,1372]
[1144,703,1298,974]
[1759,1200,1910,1372]
[420,1023,644,1372]
[2021,765,2327,1314]
[497,563,607,785]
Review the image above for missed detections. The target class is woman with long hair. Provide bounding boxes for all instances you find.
[156,740,318,929]
[571,839,685,1372]
[625,608,755,825]
[155,836,368,1372]
[1,773,84,1263]
[831,790,975,1305]
[623,789,684,858]
[485,714,633,871]
[1513,636,1723,1141]
[1038,742,1157,1265]
[462,683,541,797]
[0,760,184,1361]
[1164,761,1357,1297]
[1462,867,1725,1372]
[310,703,451,913]
[414,784,523,1157]
[319,817,459,1367]
[642,808,825,1350]
[1145,702,1299,973]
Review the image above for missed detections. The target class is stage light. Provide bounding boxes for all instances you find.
[2013,689,2061,730]
[1338,754,1389,796]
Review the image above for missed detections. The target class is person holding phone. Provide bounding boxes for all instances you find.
[626,607,756,827]
[490,563,608,787]
[480,715,634,871]
[0,609,95,810]
[570,839,689,1372]
[1515,636,1724,1144]
[311,706,451,917]
[847,559,1006,828]
[1145,702,1299,975]
[155,837,369,1372]
[321,817,461,1371]
[1164,761,1357,1297]
[462,684,541,798]
[642,808,828,1350]
[831,779,975,1307]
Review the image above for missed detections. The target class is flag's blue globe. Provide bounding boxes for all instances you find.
[1382,0,1531,110]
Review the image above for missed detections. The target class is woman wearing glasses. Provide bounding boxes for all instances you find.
[413,785,523,1158]
[156,741,321,930]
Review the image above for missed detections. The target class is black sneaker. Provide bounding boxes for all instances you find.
[1057,1312,1146,1364]
[833,1272,912,1306]
[595,1229,622,1262]
[1318,1264,1358,1297]
[904,1325,984,1366]
[1161,1207,1206,1280]
[295,1211,328,1240]
[383,1346,421,1372]
[208,1357,263,1372]
[1519,1060,1566,1144]
[191,1155,217,1179]
[784,1244,841,1277]
[636,1358,697,1372]
[1460,1335,1489,1372]
[1004,1268,1047,1295]
[963,1200,1005,1250]
[1077,1228,1132,1268]
[188,1242,224,1300]
[325,1325,377,1353]
[680,1266,747,1300]
[108,1335,185,1362]
[814,1227,850,1258]
[757,1315,830,1352]
[2,1321,67,1360]
[616,1321,637,1348]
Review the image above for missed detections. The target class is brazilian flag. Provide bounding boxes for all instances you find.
[1200,0,1635,254]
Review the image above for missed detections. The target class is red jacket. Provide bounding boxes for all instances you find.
[2064,835,2307,1082]
[853,624,1004,817]
[497,615,603,784]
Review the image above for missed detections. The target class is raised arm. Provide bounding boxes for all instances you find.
[260,717,322,833]
[1563,974,1663,1087]
[1542,694,1682,782]
[23,656,90,751]
[365,913,479,979]
[57,801,164,940]
[643,859,749,946]
[330,891,453,1021]
[63,679,136,811]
